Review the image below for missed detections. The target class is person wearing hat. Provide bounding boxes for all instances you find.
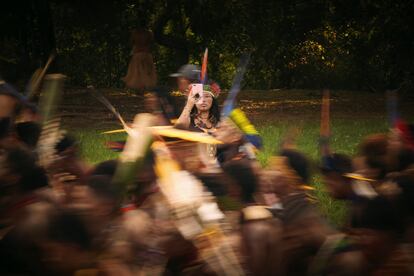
[0,80,24,147]
[0,80,23,119]
[169,64,201,96]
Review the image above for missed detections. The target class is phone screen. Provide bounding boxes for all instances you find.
[190,84,203,99]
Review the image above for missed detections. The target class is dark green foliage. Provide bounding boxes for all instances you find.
[1,0,413,90]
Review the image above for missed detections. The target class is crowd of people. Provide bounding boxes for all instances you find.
[1,64,414,276]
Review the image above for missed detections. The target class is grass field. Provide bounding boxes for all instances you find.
[63,89,414,226]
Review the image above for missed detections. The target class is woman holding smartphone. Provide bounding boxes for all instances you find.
[175,83,221,132]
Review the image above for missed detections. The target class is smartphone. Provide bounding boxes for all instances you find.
[190,84,203,99]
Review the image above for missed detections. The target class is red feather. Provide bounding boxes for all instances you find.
[201,48,208,84]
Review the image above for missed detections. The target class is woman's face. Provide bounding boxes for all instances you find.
[195,92,213,112]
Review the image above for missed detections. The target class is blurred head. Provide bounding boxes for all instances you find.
[15,121,41,149]
[358,133,389,179]
[17,100,39,123]
[195,172,228,197]
[170,64,200,94]
[258,169,284,205]
[43,211,92,274]
[0,146,45,191]
[222,159,257,205]
[0,81,23,118]
[391,172,414,241]
[144,92,161,113]
[178,77,191,94]
[350,196,402,263]
[0,95,19,118]
[280,149,311,184]
[320,153,354,199]
[87,175,120,217]
[92,159,117,178]
[322,172,353,199]
[49,134,86,184]
[0,117,12,143]
[55,134,78,157]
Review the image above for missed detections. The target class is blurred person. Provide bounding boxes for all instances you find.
[355,133,390,181]
[0,80,23,119]
[49,134,91,186]
[40,210,95,276]
[0,199,57,276]
[14,121,42,150]
[0,82,41,151]
[91,155,197,274]
[222,158,284,275]
[349,196,411,275]
[89,159,166,274]
[319,153,378,233]
[0,81,24,148]
[17,100,40,123]
[169,64,202,121]
[143,86,178,125]
[0,146,51,225]
[381,171,414,266]
[0,146,60,275]
[320,153,356,200]
[85,175,121,238]
[388,120,414,172]
[213,117,262,165]
[170,64,201,96]
[262,149,316,222]
[122,27,157,90]
[262,150,360,275]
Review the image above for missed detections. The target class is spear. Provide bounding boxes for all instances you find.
[200,48,208,84]
[36,73,66,168]
[386,89,399,128]
[221,53,251,118]
[152,141,245,275]
[38,74,65,123]
[228,108,262,149]
[90,88,131,133]
[26,52,56,100]
[111,113,156,196]
[320,89,331,157]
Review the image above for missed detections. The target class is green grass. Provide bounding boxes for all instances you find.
[256,117,389,225]
[68,116,389,226]
[72,128,126,163]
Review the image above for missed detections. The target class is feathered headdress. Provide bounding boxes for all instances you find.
[203,83,221,98]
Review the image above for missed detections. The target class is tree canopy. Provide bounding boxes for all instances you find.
[1,0,413,91]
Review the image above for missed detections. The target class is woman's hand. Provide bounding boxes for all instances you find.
[185,86,199,110]
[174,87,197,129]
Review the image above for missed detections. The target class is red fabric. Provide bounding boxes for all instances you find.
[396,119,414,150]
